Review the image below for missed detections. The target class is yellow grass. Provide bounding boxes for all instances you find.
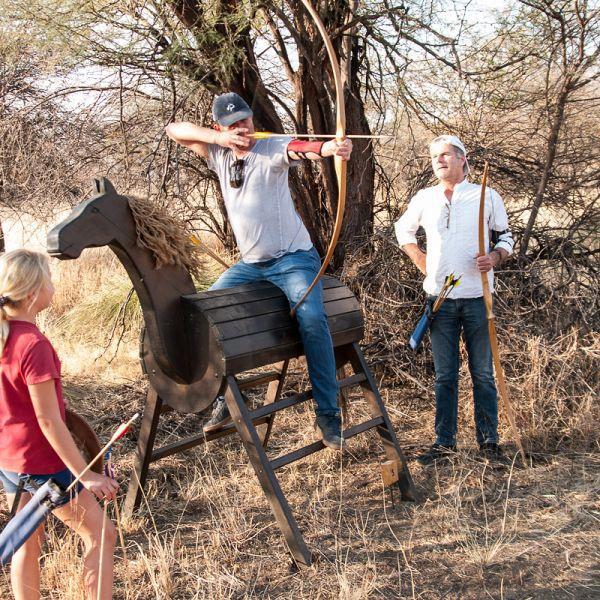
[1,255,598,599]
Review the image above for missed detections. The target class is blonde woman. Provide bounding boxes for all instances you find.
[0,249,118,600]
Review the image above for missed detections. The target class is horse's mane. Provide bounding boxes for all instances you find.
[128,195,204,279]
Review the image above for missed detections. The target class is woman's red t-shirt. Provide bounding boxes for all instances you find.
[0,320,66,473]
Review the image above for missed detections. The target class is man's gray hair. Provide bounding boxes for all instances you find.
[430,135,470,175]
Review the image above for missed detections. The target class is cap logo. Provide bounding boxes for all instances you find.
[226,103,235,112]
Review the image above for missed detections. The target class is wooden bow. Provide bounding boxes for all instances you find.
[479,163,526,463]
[291,0,347,318]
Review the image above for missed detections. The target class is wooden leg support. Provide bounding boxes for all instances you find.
[123,388,164,517]
[122,348,413,565]
[257,360,288,447]
[347,343,417,501]
[224,375,312,568]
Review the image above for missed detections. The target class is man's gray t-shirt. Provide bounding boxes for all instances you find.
[207,137,313,263]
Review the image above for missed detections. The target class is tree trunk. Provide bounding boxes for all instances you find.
[168,0,377,266]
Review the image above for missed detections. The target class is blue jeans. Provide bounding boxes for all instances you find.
[210,247,339,417]
[429,296,498,446]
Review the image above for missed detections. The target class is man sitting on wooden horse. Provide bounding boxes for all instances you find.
[166,92,353,450]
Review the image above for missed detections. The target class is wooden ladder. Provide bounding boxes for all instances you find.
[124,342,415,568]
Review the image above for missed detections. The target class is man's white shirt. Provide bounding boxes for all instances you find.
[394,179,513,298]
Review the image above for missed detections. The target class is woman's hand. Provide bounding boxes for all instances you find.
[80,472,119,502]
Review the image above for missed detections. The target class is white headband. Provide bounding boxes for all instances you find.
[431,135,470,175]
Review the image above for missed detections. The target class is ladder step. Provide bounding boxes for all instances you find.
[152,373,366,462]
[249,373,366,420]
[151,415,271,462]
[237,370,282,390]
[270,416,384,470]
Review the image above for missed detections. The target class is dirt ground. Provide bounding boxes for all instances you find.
[2,366,597,599]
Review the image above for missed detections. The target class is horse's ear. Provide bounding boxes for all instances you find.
[93,178,117,196]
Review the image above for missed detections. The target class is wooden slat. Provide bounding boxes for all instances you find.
[185,276,346,309]
[204,296,289,322]
[192,288,289,311]
[220,312,361,361]
[249,373,366,420]
[151,415,272,462]
[191,280,274,299]
[225,326,364,374]
[270,417,384,470]
[328,311,363,333]
[199,286,356,325]
[213,310,296,340]
[237,370,282,390]
[215,309,361,343]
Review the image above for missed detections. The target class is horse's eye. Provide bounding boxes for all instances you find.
[91,207,99,213]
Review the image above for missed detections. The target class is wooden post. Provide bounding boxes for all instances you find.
[123,388,163,517]
[224,376,312,568]
[257,360,289,447]
[347,344,417,501]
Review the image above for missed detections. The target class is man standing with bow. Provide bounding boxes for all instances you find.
[166,92,352,450]
[395,135,514,464]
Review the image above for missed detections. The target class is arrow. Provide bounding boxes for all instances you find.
[66,413,140,493]
[250,132,395,140]
[190,234,230,270]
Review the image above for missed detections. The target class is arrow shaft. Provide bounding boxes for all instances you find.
[66,413,139,492]
[250,133,394,140]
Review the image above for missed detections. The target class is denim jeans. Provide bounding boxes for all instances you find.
[429,296,498,446]
[0,468,82,504]
[210,247,339,417]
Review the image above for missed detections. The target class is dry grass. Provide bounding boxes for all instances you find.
[1,255,599,599]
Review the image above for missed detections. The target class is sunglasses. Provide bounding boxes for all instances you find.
[229,159,245,189]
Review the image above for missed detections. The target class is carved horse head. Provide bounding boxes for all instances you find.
[47,179,220,412]
[47,179,133,259]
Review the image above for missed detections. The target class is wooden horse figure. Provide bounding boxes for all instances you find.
[47,178,416,567]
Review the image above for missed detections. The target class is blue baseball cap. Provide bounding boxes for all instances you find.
[212,92,253,127]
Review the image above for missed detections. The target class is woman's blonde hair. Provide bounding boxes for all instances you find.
[0,249,52,353]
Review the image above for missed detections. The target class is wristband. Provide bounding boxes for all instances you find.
[288,139,325,158]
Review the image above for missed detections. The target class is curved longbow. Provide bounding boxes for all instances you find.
[290,0,347,318]
[479,163,526,464]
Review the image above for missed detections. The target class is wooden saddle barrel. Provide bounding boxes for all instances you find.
[182,275,363,382]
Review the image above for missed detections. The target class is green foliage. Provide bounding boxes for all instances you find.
[53,274,143,345]
[1,0,257,87]
[51,263,216,347]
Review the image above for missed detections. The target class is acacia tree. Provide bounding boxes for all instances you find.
[515,0,600,257]
[0,30,97,249]
[5,0,503,265]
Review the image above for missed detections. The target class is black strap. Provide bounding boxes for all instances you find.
[8,475,43,517]
[9,480,25,518]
